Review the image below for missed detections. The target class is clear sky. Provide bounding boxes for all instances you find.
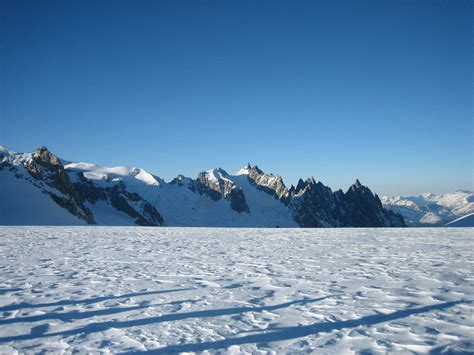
[1,0,472,196]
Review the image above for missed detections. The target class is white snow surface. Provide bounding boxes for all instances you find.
[235,164,251,176]
[65,162,161,187]
[0,227,473,354]
[0,147,34,167]
[204,168,226,183]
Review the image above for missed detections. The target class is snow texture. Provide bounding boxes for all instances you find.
[0,227,473,354]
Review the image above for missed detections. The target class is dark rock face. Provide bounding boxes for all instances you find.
[73,173,108,204]
[291,178,405,227]
[195,169,249,213]
[340,180,405,227]
[105,183,164,226]
[196,171,225,201]
[228,187,249,213]
[246,165,291,204]
[25,147,96,224]
[170,175,188,187]
[72,173,164,226]
[291,178,342,227]
[196,169,233,199]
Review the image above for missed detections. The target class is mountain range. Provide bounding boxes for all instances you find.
[0,146,406,227]
[381,191,474,227]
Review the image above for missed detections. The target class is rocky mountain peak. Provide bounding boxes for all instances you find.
[171,174,186,182]
[34,146,61,167]
[194,168,249,213]
[235,163,252,176]
[249,165,264,175]
[348,179,371,195]
[245,165,290,203]
[0,145,11,157]
[170,174,194,188]
[295,178,306,194]
[197,169,234,195]
[293,177,321,196]
[36,145,50,153]
[216,167,230,178]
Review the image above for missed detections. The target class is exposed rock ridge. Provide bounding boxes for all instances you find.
[245,165,291,204]
[195,168,249,213]
[72,173,164,226]
[1,146,164,226]
[24,147,95,224]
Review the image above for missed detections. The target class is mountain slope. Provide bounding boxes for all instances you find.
[0,146,405,227]
[1,147,164,226]
[0,165,86,225]
[445,213,474,227]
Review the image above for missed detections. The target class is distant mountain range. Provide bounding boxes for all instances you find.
[0,146,405,227]
[381,191,474,227]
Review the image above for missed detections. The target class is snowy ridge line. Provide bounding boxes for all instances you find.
[2,145,404,227]
[382,191,474,226]
[445,212,474,227]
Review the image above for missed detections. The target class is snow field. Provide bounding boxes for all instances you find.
[0,227,473,354]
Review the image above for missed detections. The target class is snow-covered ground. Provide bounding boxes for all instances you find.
[0,227,473,354]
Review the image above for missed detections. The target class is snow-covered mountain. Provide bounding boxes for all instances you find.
[0,146,405,227]
[446,213,474,227]
[381,191,474,227]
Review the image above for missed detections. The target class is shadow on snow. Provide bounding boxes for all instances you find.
[0,288,22,295]
[0,288,194,313]
[0,297,329,343]
[0,300,198,326]
[0,294,468,354]
[129,300,468,354]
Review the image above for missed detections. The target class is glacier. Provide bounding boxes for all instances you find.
[0,227,472,353]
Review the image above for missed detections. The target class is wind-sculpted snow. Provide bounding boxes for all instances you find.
[0,227,473,353]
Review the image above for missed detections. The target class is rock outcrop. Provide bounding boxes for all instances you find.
[290,178,405,227]
[242,164,291,204]
[1,146,164,226]
[195,169,249,213]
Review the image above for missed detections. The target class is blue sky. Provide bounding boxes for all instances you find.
[1,0,472,196]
